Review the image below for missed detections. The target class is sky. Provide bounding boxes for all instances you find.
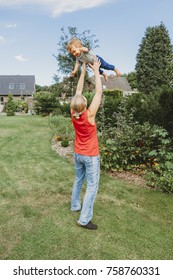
[0,0,173,86]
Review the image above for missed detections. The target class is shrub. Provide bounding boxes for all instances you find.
[33,91,58,115]
[144,146,173,193]
[52,101,71,117]
[97,90,123,129]
[124,92,160,125]
[83,91,94,107]
[61,139,70,147]
[123,87,173,140]
[16,98,28,113]
[157,86,173,138]
[6,94,16,116]
[49,115,74,142]
[99,120,165,172]
[99,101,173,193]
[145,168,173,194]
[103,89,123,97]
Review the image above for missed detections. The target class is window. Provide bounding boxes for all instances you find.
[20,83,26,90]
[9,83,15,90]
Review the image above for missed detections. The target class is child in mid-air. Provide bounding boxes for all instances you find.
[67,38,121,82]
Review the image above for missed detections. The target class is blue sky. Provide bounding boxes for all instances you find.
[0,0,173,86]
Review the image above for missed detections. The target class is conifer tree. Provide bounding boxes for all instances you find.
[135,22,173,93]
[6,94,16,116]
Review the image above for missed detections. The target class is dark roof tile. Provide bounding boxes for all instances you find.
[0,75,35,96]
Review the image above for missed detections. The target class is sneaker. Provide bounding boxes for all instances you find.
[71,209,81,212]
[77,221,98,230]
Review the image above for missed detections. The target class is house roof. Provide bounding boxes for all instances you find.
[0,75,35,96]
[101,75,132,91]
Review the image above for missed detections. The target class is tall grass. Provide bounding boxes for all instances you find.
[0,115,173,260]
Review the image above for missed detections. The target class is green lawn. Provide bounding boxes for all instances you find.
[0,115,173,260]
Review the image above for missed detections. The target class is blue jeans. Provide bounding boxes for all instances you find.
[71,153,100,225]
[96,55,115,75]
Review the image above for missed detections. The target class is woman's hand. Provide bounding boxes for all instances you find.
[88,57,101,73]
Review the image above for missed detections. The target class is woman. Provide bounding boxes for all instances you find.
[70,58,103,230]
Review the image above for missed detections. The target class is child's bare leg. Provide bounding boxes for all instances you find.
[102,72,108,82]
[114,68,121,77]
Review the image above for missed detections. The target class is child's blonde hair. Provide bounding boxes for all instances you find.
[67,38,83,53]
[70,94,87,119]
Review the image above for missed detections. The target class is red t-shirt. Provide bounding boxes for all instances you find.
[71,109,99,156]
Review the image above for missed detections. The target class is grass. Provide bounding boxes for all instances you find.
[0,115,173,260]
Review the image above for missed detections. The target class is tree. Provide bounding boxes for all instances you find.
[53,26,99,80]
[6,94,16,116]
[157,86,173,137]
[33,91,58,115]
[35,84,50,92]
[135,22,173,93]
[124,71,137,90]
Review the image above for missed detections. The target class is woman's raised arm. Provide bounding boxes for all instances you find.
[88,58,102,118]
[75,62,86,95]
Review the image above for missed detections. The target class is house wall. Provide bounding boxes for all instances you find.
[0,95,34,112]
[0,95,33,103]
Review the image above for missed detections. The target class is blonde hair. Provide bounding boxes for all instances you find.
[70,94,87,119]
[67,38,83,53]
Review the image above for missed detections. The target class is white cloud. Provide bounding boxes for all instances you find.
[5,24,17,28]
[15,54,28,62]
[0,0,112,16]
[0,35,5,44]
[50,0,112,17]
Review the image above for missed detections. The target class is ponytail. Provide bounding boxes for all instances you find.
[72,108,86,119]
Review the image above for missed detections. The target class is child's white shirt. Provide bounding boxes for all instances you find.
[76,50,96,64]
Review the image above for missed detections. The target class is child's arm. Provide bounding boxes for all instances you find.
[79,47,89,53]
[71,60,80,77]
